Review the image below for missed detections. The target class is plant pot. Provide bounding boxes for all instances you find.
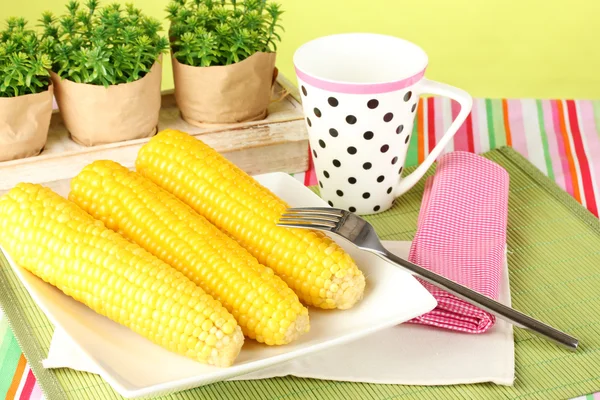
[0,84,54,162]
[172,51,277,126]
[50,58,163,147]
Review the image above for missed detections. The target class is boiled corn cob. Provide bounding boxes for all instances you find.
[0,183,243,367]
[69,160,310,345]
[136,129,366,309]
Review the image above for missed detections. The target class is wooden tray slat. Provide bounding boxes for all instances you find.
[0,77,308,193]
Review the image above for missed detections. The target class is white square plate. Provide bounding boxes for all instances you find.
[3,172,437,398]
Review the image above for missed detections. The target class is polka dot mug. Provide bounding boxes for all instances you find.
[294,33,473,215]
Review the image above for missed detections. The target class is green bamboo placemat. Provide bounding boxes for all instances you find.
[1,147,600,400]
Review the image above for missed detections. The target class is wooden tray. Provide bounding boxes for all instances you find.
[0,76,308,193]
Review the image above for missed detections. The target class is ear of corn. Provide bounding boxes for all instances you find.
[136,129,366,310]
[0,183,243,367]
[69,160,310,345]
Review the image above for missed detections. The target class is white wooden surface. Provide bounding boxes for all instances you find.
[0,77,308,193]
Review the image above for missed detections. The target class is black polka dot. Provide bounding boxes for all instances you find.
[377,175,385,183]
[333,159,341,167]
[367,99,379,109]
[396,125,404,134]
[319,180,323,188]
[336,190,344,197]
[404,91,412,102]
[314,108,322,118]
[373,205,381,212]
[387,187,393,194]
[328,200,333,207]
[411,103,417,113]
[405,134,410,144]
[346,115,357,124]
[363,131,374,140]
[383,112,394,122]
[319,139,326,148]
[329,128,338,137]
[391,156,398,165]
[302,86,307,96]
[306,117,312,127]
[398,166,403,175]
[347,146,357,155]
[363,162,372,170]
[349,206,356,212]
[362,192,371,199]
[312,149,317,158]
[328,97,339,107]
[323,170,330,178]
[348,177,357,184]
[380,144,389,153]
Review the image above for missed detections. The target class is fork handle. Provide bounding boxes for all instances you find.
[378,249,579,351]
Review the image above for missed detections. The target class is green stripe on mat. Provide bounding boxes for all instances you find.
[1,147,600,400]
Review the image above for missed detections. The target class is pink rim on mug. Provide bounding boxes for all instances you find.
[294,33,429,95]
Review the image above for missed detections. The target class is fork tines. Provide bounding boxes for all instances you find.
[277,207,346,230]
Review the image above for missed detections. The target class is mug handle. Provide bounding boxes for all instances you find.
[394,78,473,196]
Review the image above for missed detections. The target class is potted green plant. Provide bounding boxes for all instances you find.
[40,0,169,146]
[166,0,283,125]
[0,18,53,162]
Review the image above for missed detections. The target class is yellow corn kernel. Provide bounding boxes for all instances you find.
[136,129,366,309]
[0,183,243,367]
[70,160,309,345]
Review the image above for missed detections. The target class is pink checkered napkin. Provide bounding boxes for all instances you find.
[408,151,509,333]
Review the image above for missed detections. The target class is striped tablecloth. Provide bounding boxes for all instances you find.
[1,98,600,400]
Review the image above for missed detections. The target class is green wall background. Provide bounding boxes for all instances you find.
[3,0,599,98]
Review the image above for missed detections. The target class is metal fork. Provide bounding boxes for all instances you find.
[278,207,579,351]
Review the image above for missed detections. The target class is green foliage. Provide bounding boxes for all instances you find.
[166,0,284,67]
[0,18,52,98]
[40,0,169,87]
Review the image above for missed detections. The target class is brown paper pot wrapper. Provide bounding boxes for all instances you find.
[51,59,162,147]
[0,84,54,162]
[172,51,277,125]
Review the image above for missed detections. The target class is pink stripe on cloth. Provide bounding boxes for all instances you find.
[408,151,509,333]
[28,383,43,400]
[451,99,470,152]
[470,98,482,153]
[577,100,600,204]
[507,99,529,158]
